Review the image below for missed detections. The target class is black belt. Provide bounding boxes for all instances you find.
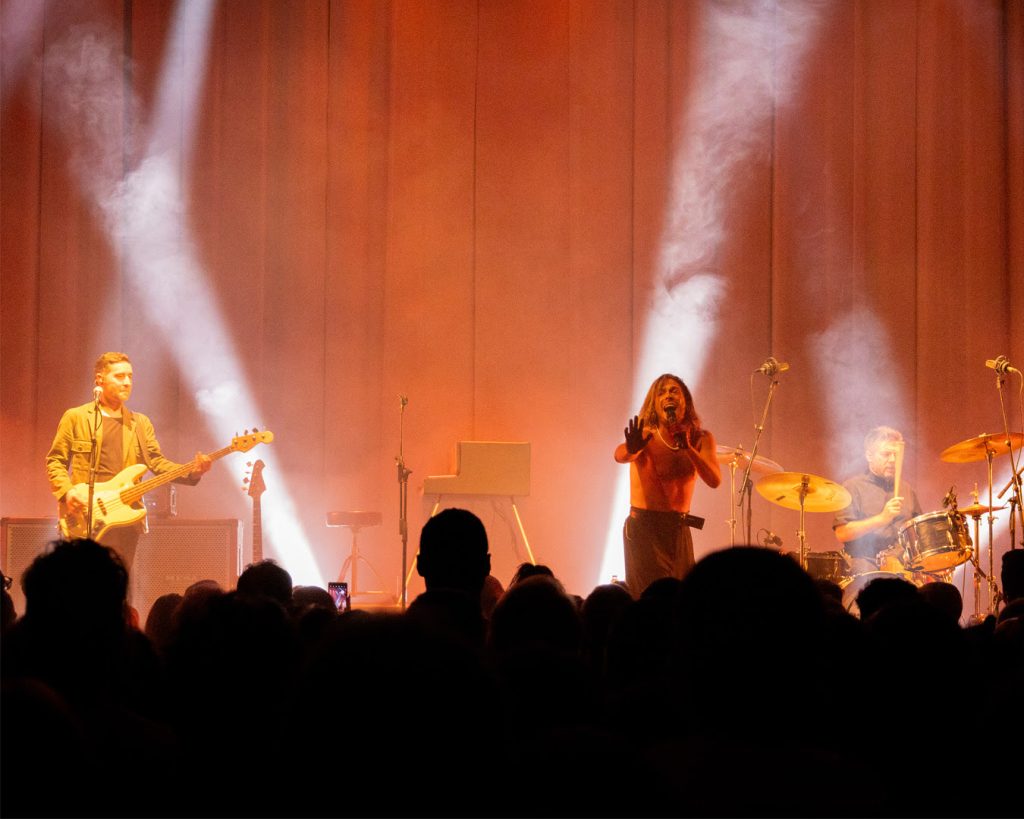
[629,506,705,531]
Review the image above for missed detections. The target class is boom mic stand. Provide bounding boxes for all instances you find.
[978,360,1022,613]
[738,359,784,545]
[992,360,1024,551]
[85,389,103,539]
[395,394,412,610]
[998,464,1023,550]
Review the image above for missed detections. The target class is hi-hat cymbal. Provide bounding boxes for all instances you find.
[940,432,1024,463]
[755,472,852,513]
[956,503,1006,517]
[715,445,783,476]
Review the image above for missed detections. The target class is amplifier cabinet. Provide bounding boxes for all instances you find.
[1,517,241,627]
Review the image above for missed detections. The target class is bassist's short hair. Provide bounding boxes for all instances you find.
[94,352,132,376]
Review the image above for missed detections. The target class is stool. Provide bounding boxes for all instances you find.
[326,510,384,598]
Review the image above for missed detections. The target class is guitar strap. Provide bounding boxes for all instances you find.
[131,412,156,471]
[132,414,154,534]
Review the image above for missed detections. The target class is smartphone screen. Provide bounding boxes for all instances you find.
[327,581,349,612]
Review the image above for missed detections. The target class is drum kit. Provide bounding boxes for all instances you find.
[936,431,1023,620]
[717,429,1024,619]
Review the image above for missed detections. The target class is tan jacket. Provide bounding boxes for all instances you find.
[45,402,199,502]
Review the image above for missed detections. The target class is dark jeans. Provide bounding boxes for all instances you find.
[98,524,141,603]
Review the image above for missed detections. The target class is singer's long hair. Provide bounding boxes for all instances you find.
[638,373,701,431]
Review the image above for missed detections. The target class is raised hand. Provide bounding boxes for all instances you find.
[624,415,652,454]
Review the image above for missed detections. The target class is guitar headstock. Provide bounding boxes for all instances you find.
[232,428,274,452]
[244,459,267,499]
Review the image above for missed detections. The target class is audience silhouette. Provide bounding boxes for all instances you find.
[2,532,1021,818]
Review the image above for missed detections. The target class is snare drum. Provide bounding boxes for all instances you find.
[897,511,972,572]
[803,551,850,585]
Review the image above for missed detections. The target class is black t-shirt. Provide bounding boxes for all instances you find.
[832,470,922,561]
[97,414,125,481]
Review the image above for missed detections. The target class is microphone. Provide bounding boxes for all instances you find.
[757,356,790,376]
[764,532,783,548]
[665,405,685,447]
[92,386,103,403]
[985,356,1021,376]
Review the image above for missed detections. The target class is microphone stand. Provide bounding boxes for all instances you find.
[395,395,412,610]
[998,465,1023,551]
[738,368,782,546]
[85,392,102,539]
[993,369,1024,550]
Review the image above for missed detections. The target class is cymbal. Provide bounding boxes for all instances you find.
[940,432,1024,463]
[755,472,852,513]
[715,445,783,475]
[956,503,1006,517]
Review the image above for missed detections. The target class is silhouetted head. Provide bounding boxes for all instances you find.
[291,585,336,613]
[237,559,293,607]
[508,562,560,590]
[488,575,583,657]
[1001,550,1024,603]
[581,582,633,649]
[855,576,919,621]
[640,576,685,603]
[917,581,963,625]
[145,592,183,653]
[814,578,844,605]
[416,508,491,598]
[670,546,827,736]
[21,539,128,631]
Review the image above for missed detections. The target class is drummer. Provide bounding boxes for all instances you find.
[833,426,922,575]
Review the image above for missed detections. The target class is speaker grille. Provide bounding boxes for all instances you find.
[134,519,241,624]
[1,518,62,616]
[2,517,241,627]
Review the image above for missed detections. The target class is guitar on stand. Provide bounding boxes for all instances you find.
[244,458,267,564]
[59,429,274,541]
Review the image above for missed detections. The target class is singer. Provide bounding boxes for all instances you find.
[45,352,212,578]
[614,373,721,597]
[832,426,922,573]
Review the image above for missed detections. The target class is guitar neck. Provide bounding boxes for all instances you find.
[120,443,235,506]
[252,496,263,563]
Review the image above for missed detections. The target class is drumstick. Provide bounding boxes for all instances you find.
[892,440,905,501]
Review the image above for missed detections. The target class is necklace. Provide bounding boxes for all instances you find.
[656,427,680,450]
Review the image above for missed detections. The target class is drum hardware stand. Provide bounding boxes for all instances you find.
[396,394,412,610]
[981,444,1004,617]
[738,363,783,545]
[795,475,811,571]
[965,505,987,624]
[726,450,740,547]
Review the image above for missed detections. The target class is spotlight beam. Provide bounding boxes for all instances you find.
[599,1,828,584]
[41,2,322,584]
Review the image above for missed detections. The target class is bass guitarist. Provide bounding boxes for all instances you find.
[45,352,212,577]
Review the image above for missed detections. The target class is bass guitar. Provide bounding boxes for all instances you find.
[59,429,274,541]
[244,458,266,563]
